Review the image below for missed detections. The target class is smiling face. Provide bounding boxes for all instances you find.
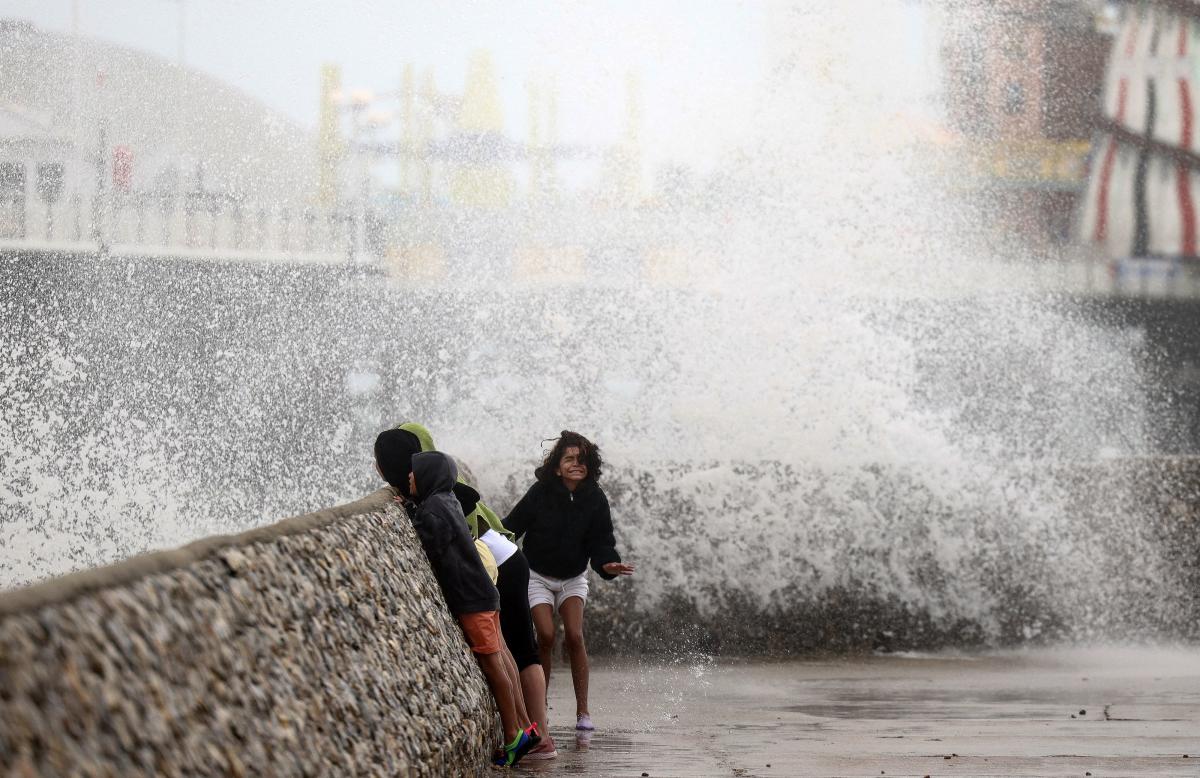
[556,445,588,489]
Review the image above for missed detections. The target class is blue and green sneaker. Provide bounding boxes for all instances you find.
[492,730,534,767]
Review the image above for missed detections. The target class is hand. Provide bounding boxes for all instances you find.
[602,561,635,576]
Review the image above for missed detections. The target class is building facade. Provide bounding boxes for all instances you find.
[942,0,1111,252]
[1078,1,1200,265]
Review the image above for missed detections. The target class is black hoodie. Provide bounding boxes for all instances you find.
[409,451,500,616]
[503,478,622,580]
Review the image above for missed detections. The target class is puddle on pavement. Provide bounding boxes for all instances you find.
[783,701,1060,719]
[511,725,691,773]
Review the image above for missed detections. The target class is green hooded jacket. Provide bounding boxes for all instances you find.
[397,422,516,542]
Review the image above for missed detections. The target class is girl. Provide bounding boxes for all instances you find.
[503,431,635,732]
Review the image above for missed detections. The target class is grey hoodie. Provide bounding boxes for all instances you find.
[409,451,500,616]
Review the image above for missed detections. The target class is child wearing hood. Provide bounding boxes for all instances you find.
[376,439,536,767]
[387,423,556,759]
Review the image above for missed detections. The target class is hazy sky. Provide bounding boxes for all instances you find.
[8,0,782,174]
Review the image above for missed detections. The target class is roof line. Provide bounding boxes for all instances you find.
[1116,0,1200,20]
[1099,117,1200,170]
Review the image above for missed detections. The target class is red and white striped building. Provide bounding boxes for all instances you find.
[1080,1,1200,260]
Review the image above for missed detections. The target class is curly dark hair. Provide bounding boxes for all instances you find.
[535,430,603,484]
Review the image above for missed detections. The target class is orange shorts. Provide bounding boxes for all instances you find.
[457,611,502,655]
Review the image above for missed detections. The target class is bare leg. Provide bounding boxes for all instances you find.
[500,643,532,730]
[531,603,556,692]
[476,651,520,741]
[520,663,549,733]
[559,596,589,719]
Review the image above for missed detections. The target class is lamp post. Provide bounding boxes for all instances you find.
[91,70,109,253]
[176,0,186,67]
[349,89,371,263]
[71,0,81,201]
[165,0,187,209]
[341,88,392,264]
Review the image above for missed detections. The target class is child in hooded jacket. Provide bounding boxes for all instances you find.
[384,423,556,759]
[377,441,535,767]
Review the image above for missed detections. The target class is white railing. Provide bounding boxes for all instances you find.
[0,193,358,265]
[6,193,1200,300]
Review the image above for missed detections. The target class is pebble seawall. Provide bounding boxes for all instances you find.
[0,488,498,777]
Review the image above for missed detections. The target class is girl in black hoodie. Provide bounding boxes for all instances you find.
[503,431,635,732]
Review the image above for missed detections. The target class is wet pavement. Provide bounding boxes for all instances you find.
[512,647,1200,777]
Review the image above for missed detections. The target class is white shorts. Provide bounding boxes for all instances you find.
[528,569,589,612]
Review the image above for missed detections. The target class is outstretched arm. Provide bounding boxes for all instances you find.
[588,494,633,579]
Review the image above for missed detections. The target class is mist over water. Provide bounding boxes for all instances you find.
[2,2,1189,646]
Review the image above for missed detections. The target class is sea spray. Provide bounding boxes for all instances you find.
[3,1,1193,650]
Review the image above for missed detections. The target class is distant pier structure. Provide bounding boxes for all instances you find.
[0,19,346,263]
[0,18,649,272]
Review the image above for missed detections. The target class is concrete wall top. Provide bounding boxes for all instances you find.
[0,487,498,777]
